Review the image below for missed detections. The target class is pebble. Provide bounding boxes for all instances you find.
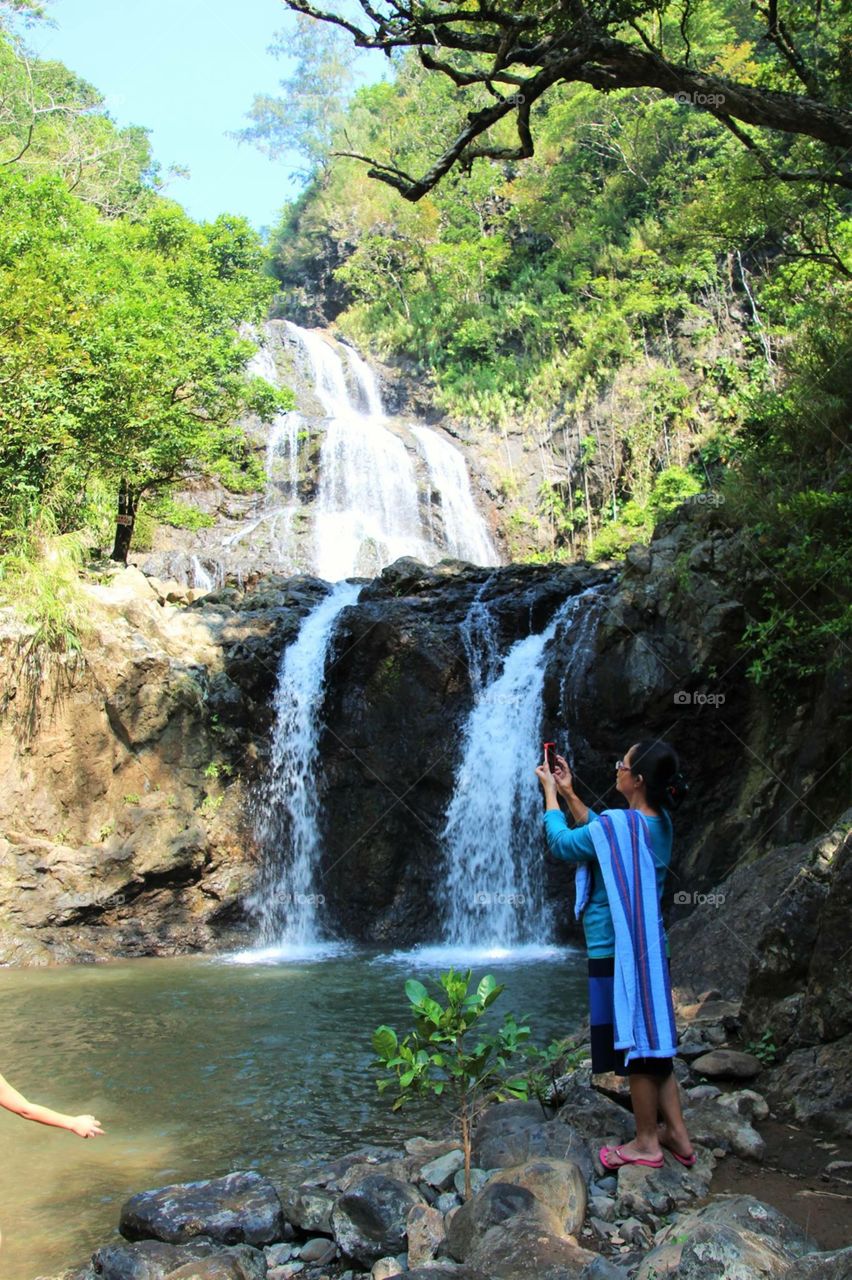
[687,1084,722,1101]
[452,1165,489,1195]
[300,1237,337,1264]
[266,1244,294,1266]
[590,1194,616,1221]
[371,1259,403,1280]
[596,1175,618,1194]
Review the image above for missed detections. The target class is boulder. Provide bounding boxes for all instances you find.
[163,1256,262,1280]
[331,1174,425,1266]
[278,1186,334,1235]
[452,1166,490,1197]
[92,1237,266,1280]
[683,1097,765,1159]
[119,1172,285,1246]
[370,1261,403,1280]
[484,1158,587,1235]
[613,1148,714,1221]
[636,1194,817,1279]
[763,1033,852,1136]
[471,1102,594,1182]
[690,1049,763,1080]
[445,1180,563,1262]
[465,1217,599,1280]
[419,1149,464,1189]
[785,1246,852,1278]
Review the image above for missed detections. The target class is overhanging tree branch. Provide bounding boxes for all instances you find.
[282,0,852,199]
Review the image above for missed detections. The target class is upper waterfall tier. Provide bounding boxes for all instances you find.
[141,321,500,586]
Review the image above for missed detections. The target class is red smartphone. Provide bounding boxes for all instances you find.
[543,741,557,771]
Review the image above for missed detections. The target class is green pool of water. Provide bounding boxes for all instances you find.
[0,944,586,1280]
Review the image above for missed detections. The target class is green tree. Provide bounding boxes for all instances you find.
[373,970,556,1198]
[0,170,288,561]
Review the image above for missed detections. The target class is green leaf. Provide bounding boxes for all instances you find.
[372,1025,399,1059]
[405,978,430,1007]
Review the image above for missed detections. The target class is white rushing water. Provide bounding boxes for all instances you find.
[283,321,499,578]
[411,424,497,566]
[246,580,362,957]
[439,588,599,949]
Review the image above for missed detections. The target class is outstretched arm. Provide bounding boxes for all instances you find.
[0,1072,104,1138]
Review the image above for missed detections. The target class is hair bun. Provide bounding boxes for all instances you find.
[666,771,689,808]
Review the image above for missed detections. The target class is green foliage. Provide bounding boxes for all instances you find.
[724,305,851,683]
[150,497,216,532]
[373,969,550,1197]
[0,24,293,604]
[0,525,91,654]
[743,1029,778,1066]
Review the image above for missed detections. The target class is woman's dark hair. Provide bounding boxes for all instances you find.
[629,741,688,810]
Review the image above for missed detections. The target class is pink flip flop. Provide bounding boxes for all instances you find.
[599,1144,664,1170]
[665,1146,697,1167]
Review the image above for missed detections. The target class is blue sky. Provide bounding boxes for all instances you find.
[28,0,312,232]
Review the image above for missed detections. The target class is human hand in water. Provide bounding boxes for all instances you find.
[68,1114,104,1139]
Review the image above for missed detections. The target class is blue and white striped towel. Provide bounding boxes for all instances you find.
[580,808,677,1063]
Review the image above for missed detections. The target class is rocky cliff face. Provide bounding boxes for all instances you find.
[2,503,847,968]
[0,567,329,965]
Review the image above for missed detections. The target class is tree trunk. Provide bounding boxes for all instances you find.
[461,1106,472,1200]
[110,479,137,563]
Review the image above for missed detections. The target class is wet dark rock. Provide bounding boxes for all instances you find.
[763,1033,852,1136]
[119,1172,285,1247]
[330,1174,425,1266]
[91,1236,266,1280]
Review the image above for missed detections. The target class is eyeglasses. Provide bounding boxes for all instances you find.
[615,760,631,771]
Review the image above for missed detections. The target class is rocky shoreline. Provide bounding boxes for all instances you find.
[37,994,852,1280]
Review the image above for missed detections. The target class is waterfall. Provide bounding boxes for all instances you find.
[438,588,598,953]
[289,323,434,580]
[283,321,499,578]
[411,424,497,566]
[245,580,361,958]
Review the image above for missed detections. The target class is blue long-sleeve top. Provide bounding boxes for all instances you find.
[544,806,673,958]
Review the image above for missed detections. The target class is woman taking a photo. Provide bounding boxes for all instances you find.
[535,740,695,1170]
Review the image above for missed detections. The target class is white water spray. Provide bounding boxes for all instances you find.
[248,580,362,954]
[440,588,598,948]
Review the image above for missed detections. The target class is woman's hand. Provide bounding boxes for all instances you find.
[535,759,559,801]
[553,754,575,797]
[68,1114,104,1139]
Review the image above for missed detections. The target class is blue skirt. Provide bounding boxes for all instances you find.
[588,956,673,1078]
